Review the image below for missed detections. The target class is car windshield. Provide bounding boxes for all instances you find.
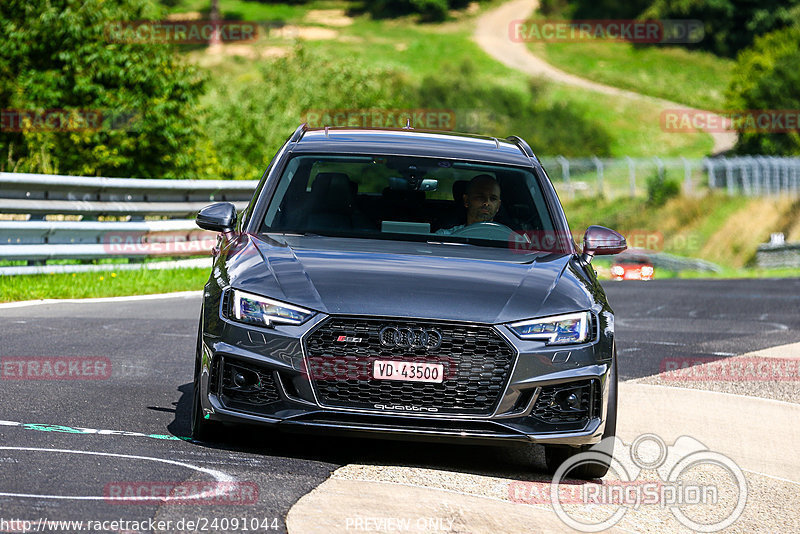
[260,154,565,252]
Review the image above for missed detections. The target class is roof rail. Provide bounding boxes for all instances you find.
[290,123,308,143]
[506,135,537,161]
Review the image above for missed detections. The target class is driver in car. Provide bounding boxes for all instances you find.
[436,174,501,234]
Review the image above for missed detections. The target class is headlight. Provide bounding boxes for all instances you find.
[227,289,314,327]
[508,311,591,345]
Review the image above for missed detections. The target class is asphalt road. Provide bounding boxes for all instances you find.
[0,279,798,533]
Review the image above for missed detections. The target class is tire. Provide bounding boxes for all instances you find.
[544,354,618,480]
[191,314,224,442]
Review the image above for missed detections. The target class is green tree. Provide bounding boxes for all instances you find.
[363,0,482,22]
[203,47,413,179]
[0,0,218,178]
[726,24,800,155]
[642,0,800,57]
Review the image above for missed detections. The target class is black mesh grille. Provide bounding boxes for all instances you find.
[304,317,515,415]
[220,358,280,408]
[530,380,598,424]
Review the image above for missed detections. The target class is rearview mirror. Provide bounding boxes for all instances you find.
[582,225,626,263]
[196,202,237,233]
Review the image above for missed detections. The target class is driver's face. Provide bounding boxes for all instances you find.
[464,182,501,225]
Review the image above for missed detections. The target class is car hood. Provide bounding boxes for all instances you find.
[225,234,596,324]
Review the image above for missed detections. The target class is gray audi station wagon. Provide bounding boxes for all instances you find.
[194,124,626,478]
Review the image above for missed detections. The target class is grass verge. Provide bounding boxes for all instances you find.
[565,193,800,269]
[0,268,208,302]
[527,39,734,110]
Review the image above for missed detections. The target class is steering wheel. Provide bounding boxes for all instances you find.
[450,221,515,240]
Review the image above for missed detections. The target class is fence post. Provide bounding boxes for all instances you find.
[704,158,715,190]
[680,157,692,195]
[653,156,664,183]
[741,156,753,196]
[723,158,734,196]
[591,156,604,197]
[556,155,573,200]
[750,156,760,195]
[625,156,636,197]
[759,157,772,195]
[769,156,780,196]
[781,157,789,196]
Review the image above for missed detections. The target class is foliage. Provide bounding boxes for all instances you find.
[415,61,612,156]
[203,47,412,179]
[540,0,652,19]
[0,267,208,302]
[641,0,800,57]
[363,0,481,22]
[545,0,800,57]
[202,54,612,180]
[0,0,218,178]
[646,171,681,206]
[725,24,800,155]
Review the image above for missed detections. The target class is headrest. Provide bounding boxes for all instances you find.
[452,180,469,201]
[311,172,353,208]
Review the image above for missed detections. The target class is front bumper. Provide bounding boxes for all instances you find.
[198,310,615,447]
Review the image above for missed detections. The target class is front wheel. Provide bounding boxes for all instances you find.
[191,364,225,442]
[543,356,618,480]
[191,318,223,442]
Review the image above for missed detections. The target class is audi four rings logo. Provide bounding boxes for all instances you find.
[379,326,443,349]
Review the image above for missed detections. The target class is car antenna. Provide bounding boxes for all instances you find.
[403,117,413,130]
[324,125,330,137]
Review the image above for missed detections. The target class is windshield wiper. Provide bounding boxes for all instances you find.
[426,240,471,246]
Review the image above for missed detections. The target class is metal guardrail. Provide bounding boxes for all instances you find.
[756,241,800,269]
[0,172,258,275]
[0,172,257,217]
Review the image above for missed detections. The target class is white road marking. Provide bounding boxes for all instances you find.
[0,447,234,501]
[0,291,202,309]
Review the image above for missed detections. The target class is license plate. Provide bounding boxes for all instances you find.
[373,360,444,383]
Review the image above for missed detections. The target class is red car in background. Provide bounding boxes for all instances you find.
[611,253,654,281]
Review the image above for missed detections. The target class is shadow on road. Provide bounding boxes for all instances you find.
[166,382,554,483]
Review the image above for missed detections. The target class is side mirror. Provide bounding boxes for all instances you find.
[582,225,626,263]
[196,202,237,233]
